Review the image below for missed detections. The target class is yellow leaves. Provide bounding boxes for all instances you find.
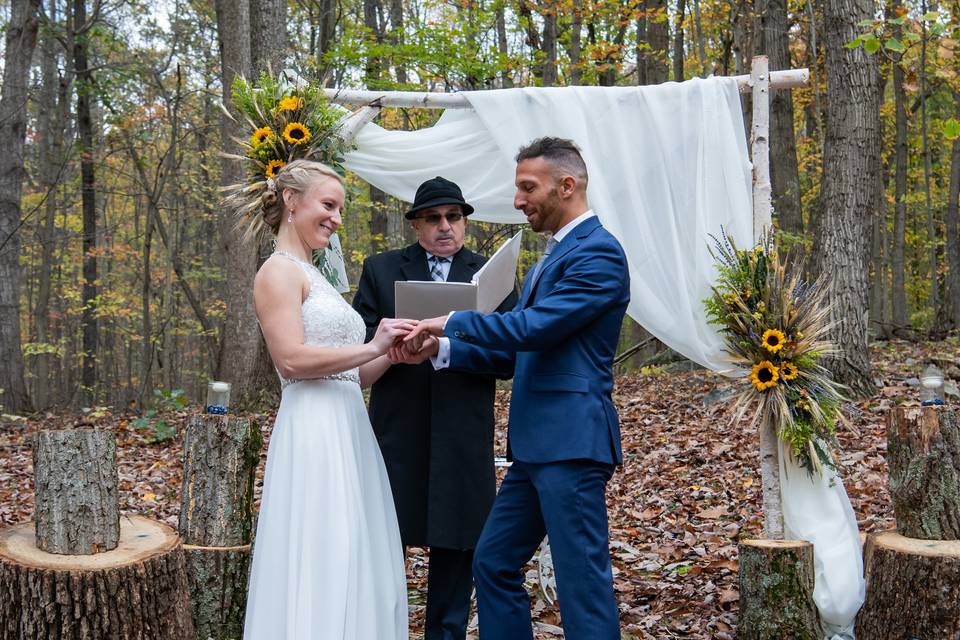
[142,492,157,502]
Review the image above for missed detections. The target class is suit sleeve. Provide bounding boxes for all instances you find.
[446,239,628,352]
[448,339,516,379]
[351,258,381,343]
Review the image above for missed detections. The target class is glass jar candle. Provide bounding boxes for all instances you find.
[205,381,231,414]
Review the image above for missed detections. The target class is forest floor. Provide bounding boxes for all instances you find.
[1,338,958,638]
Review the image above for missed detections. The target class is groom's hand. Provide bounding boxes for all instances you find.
[403,316,446,344]
[388,335,439,365]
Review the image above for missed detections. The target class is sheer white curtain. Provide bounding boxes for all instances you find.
[344,78,863,638]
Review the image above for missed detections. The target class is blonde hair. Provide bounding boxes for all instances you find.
[232,159,345,241]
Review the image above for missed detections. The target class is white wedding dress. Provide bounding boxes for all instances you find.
[243,252,408,640]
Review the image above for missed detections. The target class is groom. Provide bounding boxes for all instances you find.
[401,137,629,639]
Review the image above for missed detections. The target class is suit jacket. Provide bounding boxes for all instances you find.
[352,242,518,549]
[446,216,630,465]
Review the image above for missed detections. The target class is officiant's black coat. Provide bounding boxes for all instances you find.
[352,242,517,549]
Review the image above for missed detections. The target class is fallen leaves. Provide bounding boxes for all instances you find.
[1,339,955,638]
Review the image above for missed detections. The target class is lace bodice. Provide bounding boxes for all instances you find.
[271,251,366,387]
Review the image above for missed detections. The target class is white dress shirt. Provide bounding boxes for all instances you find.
[432,210,596,368]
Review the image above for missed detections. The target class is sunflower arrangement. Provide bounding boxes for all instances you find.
[704,231,848,473]
[222,69,351,233]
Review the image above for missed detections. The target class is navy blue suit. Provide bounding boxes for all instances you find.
[445,215,629,639]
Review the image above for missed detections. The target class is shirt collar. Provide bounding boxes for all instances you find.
[551,210,595,245]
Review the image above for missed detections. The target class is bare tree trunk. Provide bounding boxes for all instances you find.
[496,0,513,87]
[214,0,261,410]
[637,0,669,85]
[33,0,65,410]
[250,0,286,78]
[813,0,880,398]
[0,0,41,414]
[891,20,909,330]
[920,0,938,326]
[758,0,803,237]
[542,3,558,86]
[69,0,99,406]
[946,92,960,329]
[388,0,407,84]
[673,0,686,81]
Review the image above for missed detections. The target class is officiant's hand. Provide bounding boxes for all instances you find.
[403,315,446,344]
[373,318,418,355]
[388,335,439,365]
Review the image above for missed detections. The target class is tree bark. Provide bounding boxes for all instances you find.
[73,0,99,405]
[637,0,669,85]
[0,0,41,414]
[0,515,195,640]
[887,406,960,540]
[891,9,909,330]
[738,539,821,639]
[855,530,960,638]
[946,92,960,330]
[673,0,686,81]
[214,0,263,411]
[812,0,880,398]
[178,415,262,547]
[250,0,287,78]
[179,415,260,639]
[32,429,119,555]
[757,0,803,237]
[182,544,251,640]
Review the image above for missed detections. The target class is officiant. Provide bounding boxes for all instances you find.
[352,176,517,640]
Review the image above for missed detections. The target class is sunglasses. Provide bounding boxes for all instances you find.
[415,213,465,225]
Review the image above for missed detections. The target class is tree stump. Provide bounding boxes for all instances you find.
[179,414,261,639]
[887,405,960,540]
[855,530,960,638]
[0,515,195,639]
[738,539,821,640]
[32,429,119,555]
[182,544,251,640]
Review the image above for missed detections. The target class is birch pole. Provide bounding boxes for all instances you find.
[750,55,784,539]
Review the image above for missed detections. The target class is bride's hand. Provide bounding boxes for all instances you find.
[372,318,418,355]
[388,335,439,365]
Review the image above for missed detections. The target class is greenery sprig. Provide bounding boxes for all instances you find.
[705,230,848,474]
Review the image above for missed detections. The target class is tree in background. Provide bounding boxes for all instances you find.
[0,0,41,413]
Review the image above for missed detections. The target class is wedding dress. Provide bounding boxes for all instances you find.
[243,251,408,640]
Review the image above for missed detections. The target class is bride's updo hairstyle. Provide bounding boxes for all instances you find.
[259,160,344,236]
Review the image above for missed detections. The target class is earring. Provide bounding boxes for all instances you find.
[288,210,294,223]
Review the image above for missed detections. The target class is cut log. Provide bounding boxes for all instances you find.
[182,544,251,640]
[738,539,821,640]
[0,515,195,639]
[32,428,119,555]
[179,414,262,547]
[887,405,960,540]
[855,530,960,638]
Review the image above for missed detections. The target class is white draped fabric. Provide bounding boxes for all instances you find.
[343,78,864,637]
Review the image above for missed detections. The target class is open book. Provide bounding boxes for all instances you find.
[394,231,522,319]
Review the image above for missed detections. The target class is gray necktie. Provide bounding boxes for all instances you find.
[429,255,450,282]
[531,236,559,283]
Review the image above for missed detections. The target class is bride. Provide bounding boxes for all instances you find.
[243,159,412,639]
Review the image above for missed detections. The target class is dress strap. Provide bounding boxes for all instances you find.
[272,250,320,278]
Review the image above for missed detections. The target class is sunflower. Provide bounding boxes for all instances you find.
[750,361,779,391]
[282,122,311,145]
[762,328,787,354]
[265,159,286,179]
[779,361,799,380]
[277,95,303,112]
[250,126,275,146]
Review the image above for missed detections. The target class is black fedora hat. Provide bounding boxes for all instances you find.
[405,176,475,219]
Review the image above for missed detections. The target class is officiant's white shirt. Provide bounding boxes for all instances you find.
[432,210,596,369]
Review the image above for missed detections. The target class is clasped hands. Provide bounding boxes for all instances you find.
[374,316,447,365]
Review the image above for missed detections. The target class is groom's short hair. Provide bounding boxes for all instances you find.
[516,137,588,189]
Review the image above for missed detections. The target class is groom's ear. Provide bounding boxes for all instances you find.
[557,175,577,199]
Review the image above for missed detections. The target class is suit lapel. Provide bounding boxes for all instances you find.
[447,248,481,283]
[400,243,432,282]
[520,216,602,306]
